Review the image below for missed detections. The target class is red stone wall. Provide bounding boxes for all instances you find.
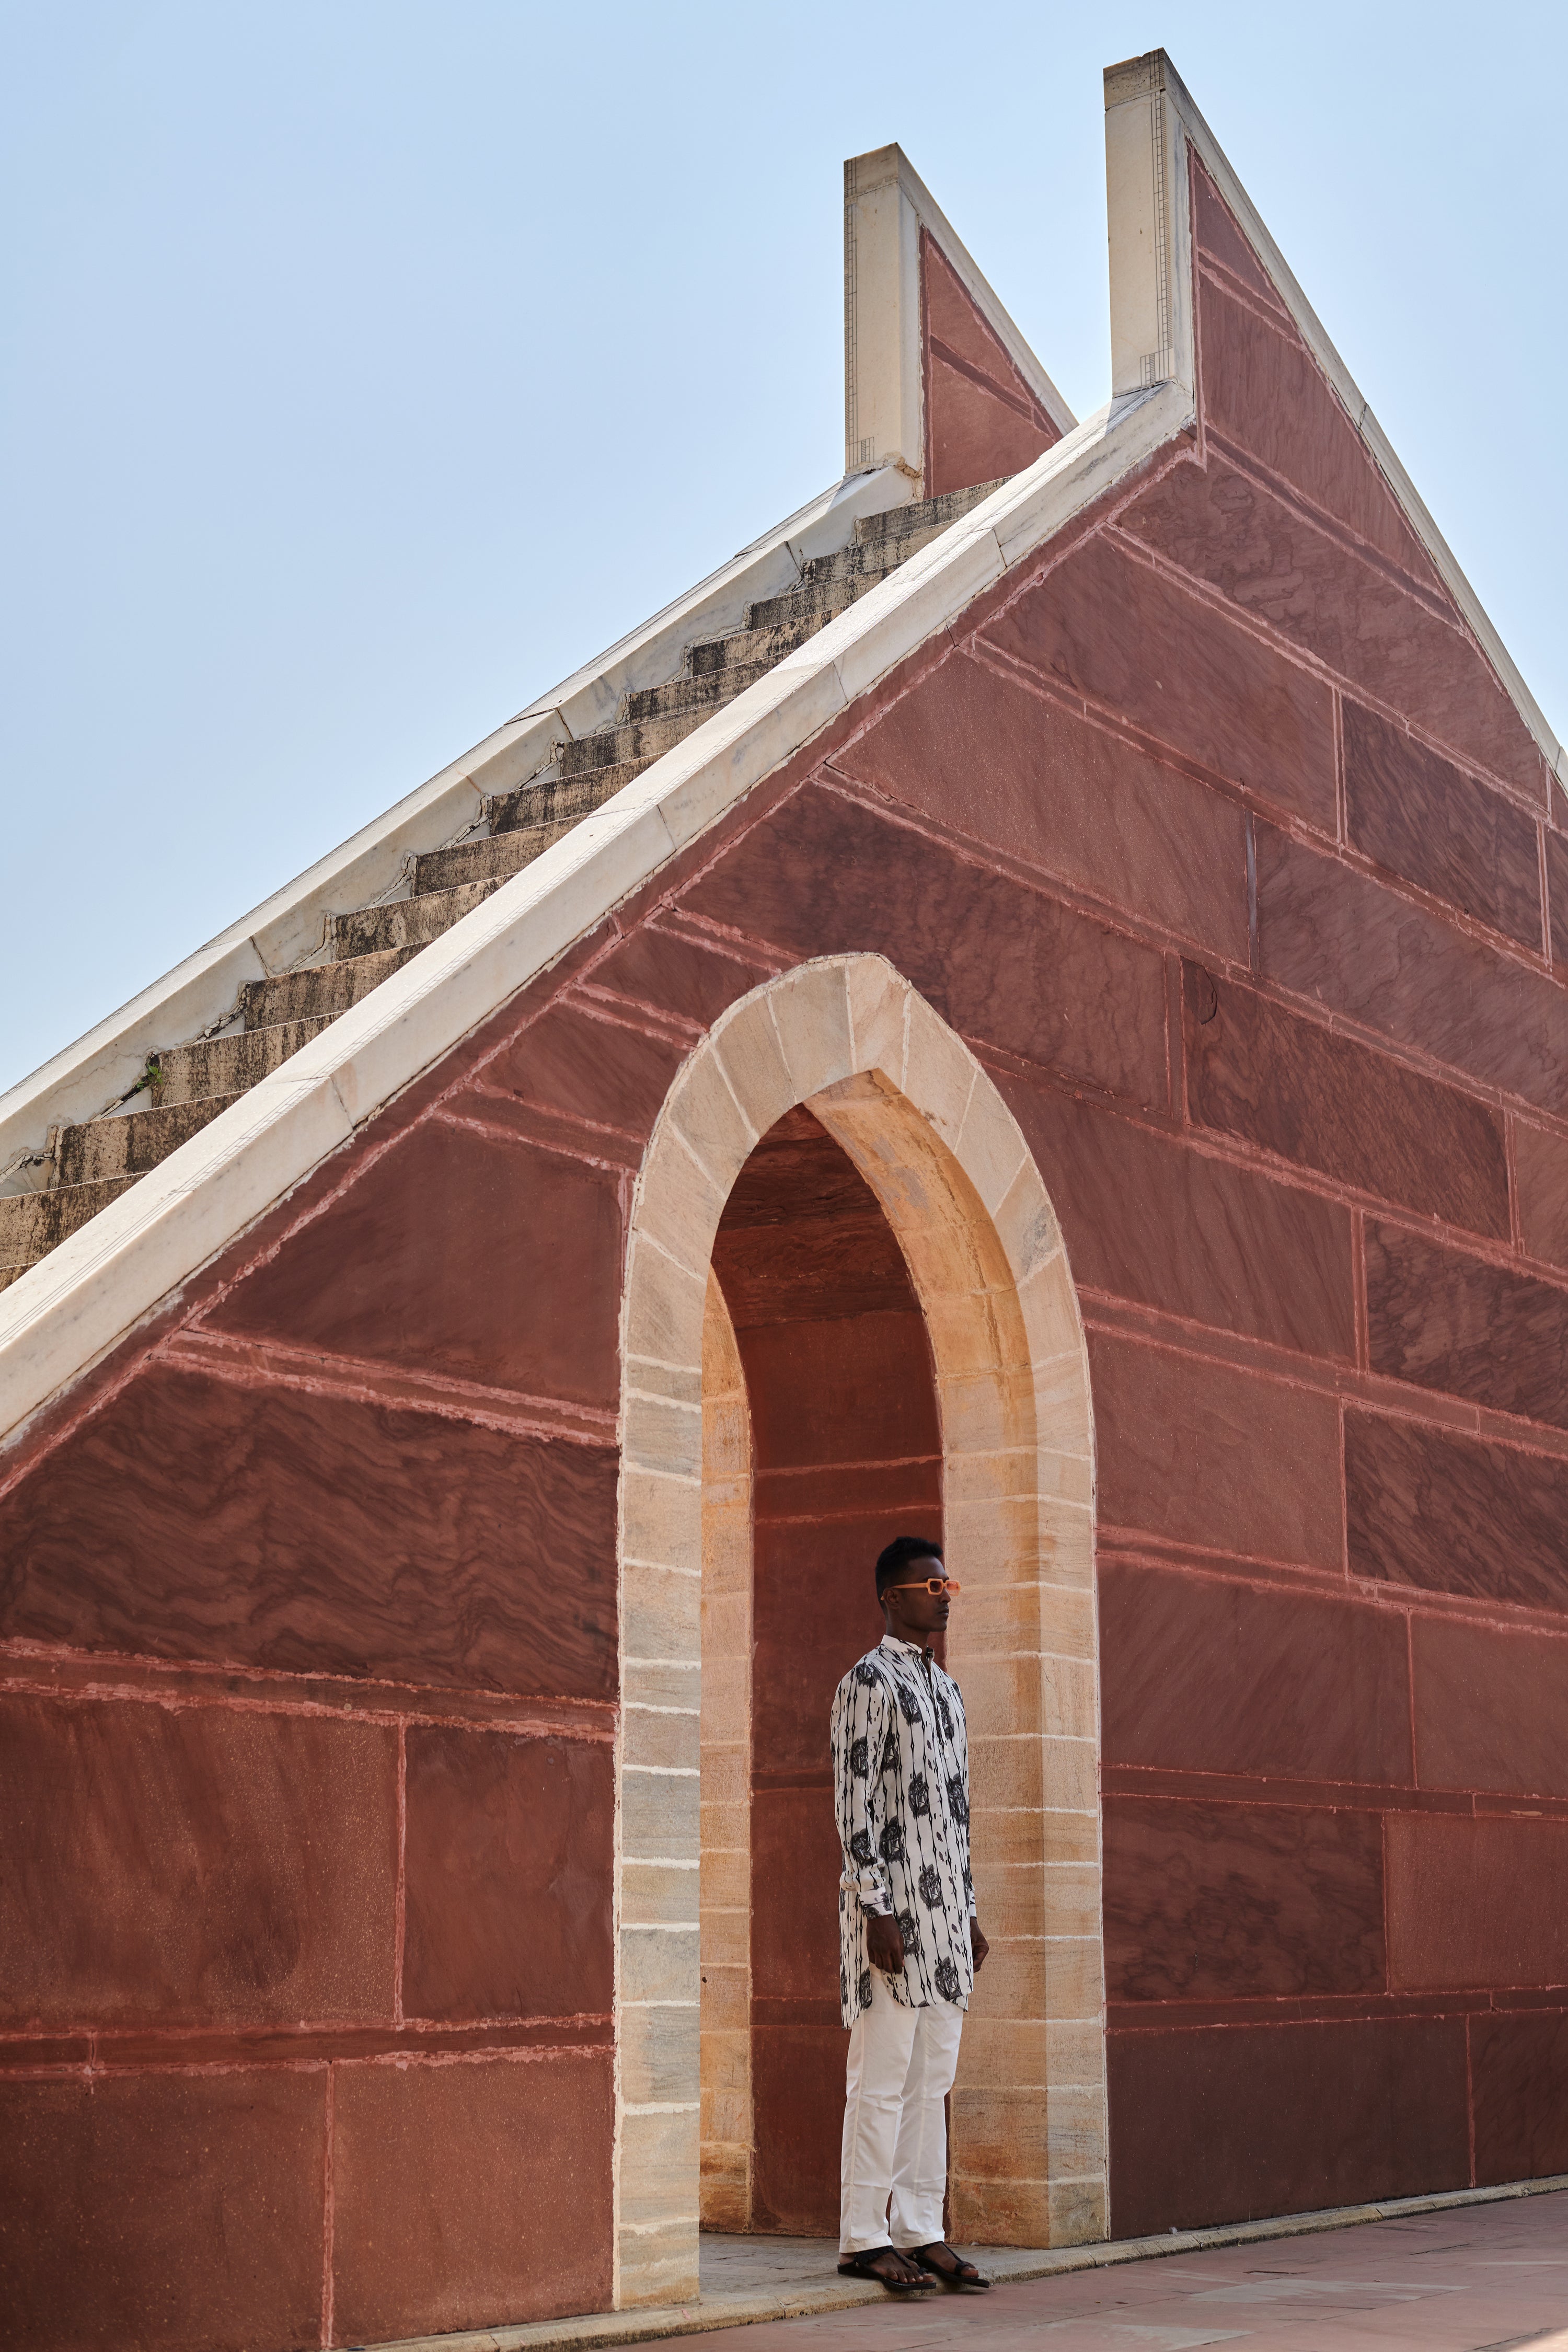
[711,1108,942,2233]
[920,228,1062,496]
[672,147,1568,2230]
[3,134,1567,2341]
[0,981,649,2347]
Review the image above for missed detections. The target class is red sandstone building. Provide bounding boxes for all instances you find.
[3,51,1566,2352]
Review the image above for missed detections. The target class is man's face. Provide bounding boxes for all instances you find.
[883,1560,951,1641]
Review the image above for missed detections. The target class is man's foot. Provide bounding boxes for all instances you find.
[837,2245,938,2292]
[909,2242,991,2289]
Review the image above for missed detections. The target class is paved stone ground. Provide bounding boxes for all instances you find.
[710,2192,1568,2350]
[380,2191,1568,2351]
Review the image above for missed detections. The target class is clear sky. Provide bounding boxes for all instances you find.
[3,1,1563,1096]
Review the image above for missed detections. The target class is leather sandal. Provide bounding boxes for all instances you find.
[837,2245,938,2291]
[912,2242,991,2289]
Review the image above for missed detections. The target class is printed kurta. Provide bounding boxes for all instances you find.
[830,1633,976,2026]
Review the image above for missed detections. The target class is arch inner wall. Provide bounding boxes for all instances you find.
[709,1103,945,2237]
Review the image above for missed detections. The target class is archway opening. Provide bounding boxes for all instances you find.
[699,1105,943,2235]
[615,956,1106,2310]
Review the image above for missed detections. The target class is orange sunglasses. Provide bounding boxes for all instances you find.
[891,1576,962,1596]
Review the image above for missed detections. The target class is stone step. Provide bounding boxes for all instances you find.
[686,606,844,678]
[852,476,1005,548]
[484,765,652,840]
[746,573,886,631]
[240,947,418,1032]
[780,481,1002,601]
[147,1019,333,1108]
[329,878,499,963]
[682,484,1006,673]
[412,819,580,897]
[55,1094,240,1187]
[622,660,773,723]
[509,488,1003,795]
[560,704,712,779]
[0,1175,142,1271]
[798,519,949,590]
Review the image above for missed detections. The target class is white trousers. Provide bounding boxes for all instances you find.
[839,1972,965,2254]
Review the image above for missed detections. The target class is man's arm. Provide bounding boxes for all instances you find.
[831,1668,903,1972]
[951,1676,987,1973]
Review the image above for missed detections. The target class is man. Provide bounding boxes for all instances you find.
[829,1535,990,2293]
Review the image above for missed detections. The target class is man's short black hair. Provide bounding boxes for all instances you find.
[875,1534,944,1599]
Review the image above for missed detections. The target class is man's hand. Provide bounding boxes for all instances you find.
[970,1918,989,1974]
[866,1911,906,1974]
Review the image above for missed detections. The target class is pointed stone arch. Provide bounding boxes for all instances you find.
[613,953,1106,2306]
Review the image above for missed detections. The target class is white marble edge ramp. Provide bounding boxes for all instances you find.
[0,381,1184,1451]
[363,2176,1568,2352]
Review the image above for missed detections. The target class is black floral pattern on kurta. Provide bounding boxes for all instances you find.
[830,1633,976,2025]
